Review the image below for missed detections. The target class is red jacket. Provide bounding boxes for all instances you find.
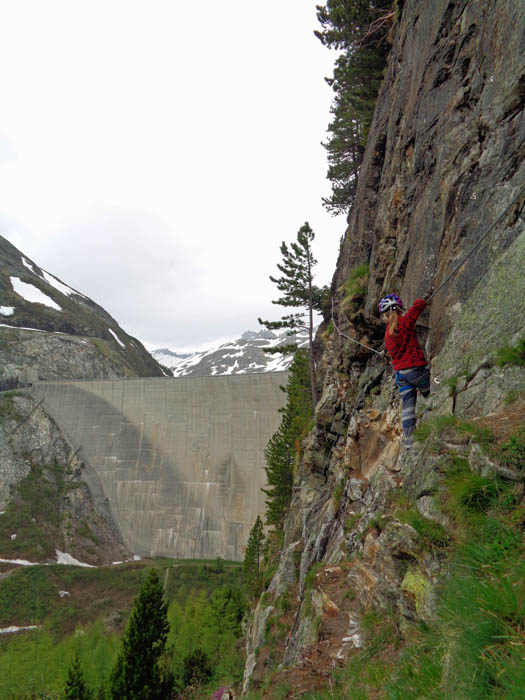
[384,299,427,370]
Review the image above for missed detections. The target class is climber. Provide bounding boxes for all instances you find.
[379,294,430,450]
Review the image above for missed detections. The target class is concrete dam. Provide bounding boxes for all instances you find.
[31,373,287,561]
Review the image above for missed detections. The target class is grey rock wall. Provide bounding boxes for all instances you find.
[0,327,134,382]
[0,393,128,564]
[32,373,288,561]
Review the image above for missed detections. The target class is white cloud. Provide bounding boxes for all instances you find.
[0,1,346,348]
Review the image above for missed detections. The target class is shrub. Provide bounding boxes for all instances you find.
[445,375,458,398]
[447,471,500,514]
[495,335,525,366]
[344,514,360,532]
[181,648,213,687]
[497,427,525,470]
[414,414,494,450]
[333,481,345,511]
[396,509,449,548]
[304,562,323,592]
[339,264,369,313]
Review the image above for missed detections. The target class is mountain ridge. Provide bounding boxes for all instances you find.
[152,328,311,377]
[0,235,165,381]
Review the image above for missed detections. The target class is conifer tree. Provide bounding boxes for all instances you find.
[243,516,265,595]
[209,584,245,637]
[181,648,213,688]
[64,653,93,700]
[263,350,313,528]
[258,222,326,404]
[109,568,173,700]
[315,0,393,214]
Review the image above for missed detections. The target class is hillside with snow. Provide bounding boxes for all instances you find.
[0,235,165,382]
[152,329,310,377]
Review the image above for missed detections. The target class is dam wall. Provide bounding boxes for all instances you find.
[31,373,287,561]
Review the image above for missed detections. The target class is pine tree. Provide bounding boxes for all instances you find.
[263,350,313,528]
[209,585,245,637]
[243,516,265,595]
[109,568,173,700]
[315,0,393,214]
[64,654,93,700]
[258,222,327,404]
[181,648,213,688]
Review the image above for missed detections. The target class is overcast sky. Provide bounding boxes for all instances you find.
[0,1,346,351]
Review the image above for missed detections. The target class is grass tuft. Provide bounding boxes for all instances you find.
[339,264,369,313]
[396,508,450,548]
[495,335,525,367]
[496,426,525,470]
[414,414,494,450]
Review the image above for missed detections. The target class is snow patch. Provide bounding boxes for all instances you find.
[265,353,292,372]
[55,550,94,567]
[0,324,64,334]
[0,306,14,316]
[0,557,39,566]
[0,625,41,635]
[108,328,126,348]
[10,277,61,311]
[41,270,86,299]
[21,257,35,273]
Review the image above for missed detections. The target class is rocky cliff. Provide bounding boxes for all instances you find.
[242,0,524,696]
[0,235,165,382]
[0,391,129,566]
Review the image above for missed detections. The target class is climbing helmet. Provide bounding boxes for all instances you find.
[379,294,404,314]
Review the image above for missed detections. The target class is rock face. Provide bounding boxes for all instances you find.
[242,0,524,692]
[0,235,165,382]
[336,0,524,349]
[0,392,128,565]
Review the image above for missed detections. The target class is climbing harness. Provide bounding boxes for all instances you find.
[427,188,524,302]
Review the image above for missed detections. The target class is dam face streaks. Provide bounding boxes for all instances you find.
[32,373,287,560]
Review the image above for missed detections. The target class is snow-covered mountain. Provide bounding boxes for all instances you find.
[152,329,310,377]
[0,235,165,381]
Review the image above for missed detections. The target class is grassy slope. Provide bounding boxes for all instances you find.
[0,558,242,699]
